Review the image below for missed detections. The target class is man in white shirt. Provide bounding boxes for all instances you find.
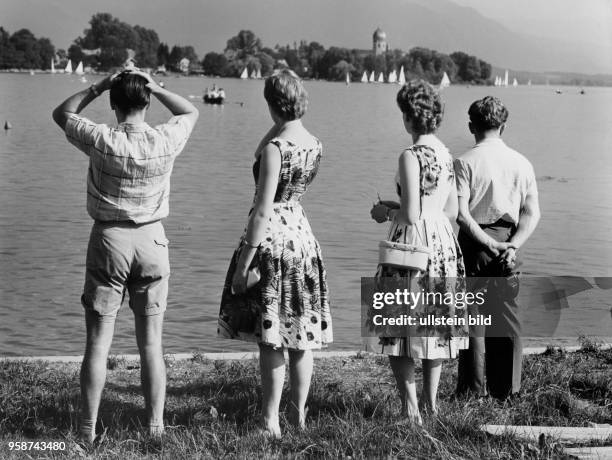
[454,96,540,399]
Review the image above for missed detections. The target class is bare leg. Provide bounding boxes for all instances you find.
[389,356,421,424]
[258,344,285,437]
[288,349,313,429]
[422,359,442,414]
[79,311,116,442]
[134,313,166,437]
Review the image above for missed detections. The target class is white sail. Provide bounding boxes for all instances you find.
[388,70,397,83]
[503,70,509,86]
[256,68,262,79]
[369,71,375,83]
[439,72,451,89]
[398,65,406,85]
[240,67,248,79]
[250,68,257,79]
[65,60,72,74]
[512,78,518,86]
[51,59,56,74]
[345,72,350,85]
[527,79,532,86]
[75,61,84,75]
[377,72,384,83]
[361,71,368,83]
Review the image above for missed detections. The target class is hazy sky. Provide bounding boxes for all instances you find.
[1,0,610,72]
[451,0,612,47]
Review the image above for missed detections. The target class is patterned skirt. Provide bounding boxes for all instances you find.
[365,215,469,359]
[218,202,333,350]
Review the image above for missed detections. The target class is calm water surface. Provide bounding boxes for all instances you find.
[1,74,611,356]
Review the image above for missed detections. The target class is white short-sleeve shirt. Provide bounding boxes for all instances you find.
[454,137,537,225]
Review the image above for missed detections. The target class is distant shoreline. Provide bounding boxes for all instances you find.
[2,69,611,87]
[3,344,612,363]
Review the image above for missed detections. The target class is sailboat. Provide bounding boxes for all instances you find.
[65,60,73,74]
[256,68,262,79]
[388,69,397,84]
[239,67,248,79]
[361,71,368,83]
[377,72,384,83]
[250,68,257,79]
[527,79,532,86]
[503,70,509,87]
[398,66,406,85]
[439,72,451,89]
[512,78,518,87]
[369,71,375,83]
[345,72,350,85]
[51,59,56,74]
[75,61,84,75]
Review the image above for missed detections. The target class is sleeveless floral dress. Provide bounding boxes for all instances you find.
[218,137,332,350]
[368,144,469,359]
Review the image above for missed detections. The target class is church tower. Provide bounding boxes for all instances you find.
[373,27,388,56]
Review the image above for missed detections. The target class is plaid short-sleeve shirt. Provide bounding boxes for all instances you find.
[65,114,194,223]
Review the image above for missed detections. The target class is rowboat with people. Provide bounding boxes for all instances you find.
[203,84,226,104]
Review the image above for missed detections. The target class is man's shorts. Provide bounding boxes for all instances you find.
[81,220,170,317]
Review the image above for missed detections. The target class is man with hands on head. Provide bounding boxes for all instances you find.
[454,96,540,400]
[52,69,198,442]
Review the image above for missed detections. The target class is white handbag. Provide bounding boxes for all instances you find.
[378,240,431,271]
[378,193,431,271]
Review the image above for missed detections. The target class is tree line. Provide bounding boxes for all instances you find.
[203,30,491,84]
[0,14,491,84]
[0,27,55,70]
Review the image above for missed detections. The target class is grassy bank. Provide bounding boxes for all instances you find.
[1,342,611,459]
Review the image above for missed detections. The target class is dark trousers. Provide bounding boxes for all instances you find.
[456,222,522,399]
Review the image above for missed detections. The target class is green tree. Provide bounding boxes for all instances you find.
[9,29,42,68]
[300,41,325,78]
[330,59,355,81]
[0,27,16,68]
[202,52,228,76]
[67,44,86,66]
[256,52,275,77]
[133,25,159,68]
[450,51,489,83]
[479,60,492,81]
[316,47,351,79]
[37,38,55,70]
[74,13,163,70]
[157,42,170,66]
[225,30,262,60]
[169,45,183,69]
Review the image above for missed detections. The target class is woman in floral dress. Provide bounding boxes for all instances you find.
[218,69,332,436]
[370,80,468,423]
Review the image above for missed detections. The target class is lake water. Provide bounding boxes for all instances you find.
[1,74,611,356]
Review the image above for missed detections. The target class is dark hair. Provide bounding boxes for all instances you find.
[396,79,443,135]
[110,72,151,113]
[264,69,308,120]
[468,96,508,132]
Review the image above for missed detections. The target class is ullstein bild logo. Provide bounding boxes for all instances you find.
[360,276,612,338]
